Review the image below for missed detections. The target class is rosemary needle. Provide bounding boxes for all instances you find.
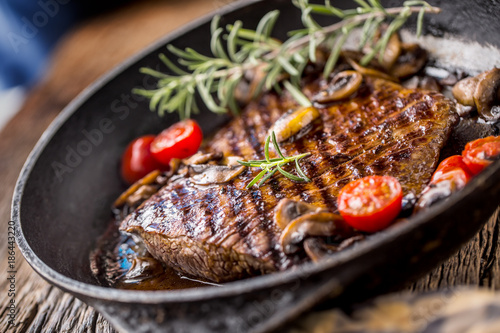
[238,132,311,188]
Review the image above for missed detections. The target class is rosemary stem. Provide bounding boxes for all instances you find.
[260,152,311,170]
[282,6,441,55]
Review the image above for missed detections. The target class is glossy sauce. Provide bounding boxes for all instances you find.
[90,218,218,290]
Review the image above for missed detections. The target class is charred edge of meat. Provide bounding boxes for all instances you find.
[122,226,279,283]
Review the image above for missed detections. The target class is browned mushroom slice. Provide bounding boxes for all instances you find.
[419,76,441,91]
[279,212,355,254]
[403,76,441,92]
[413,180,460,213]
[346,58,398,82]
[304,235,365,262]
[125,185,159,208]
[313,70,363,104]
[452,76,479,106]
[270,106,321,143]
[188,164,245,185]
[223,155,244,167]
[390,43,428,79]
[473,68,500,121]
[303,238,339,262]
[381,32,402,70]
[183,152,223,165]
[364,24,402,70]
[234,63,267,104]
[113,170,162,208]
[274,199,326,230]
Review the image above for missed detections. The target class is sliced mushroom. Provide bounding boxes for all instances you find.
[419,76,441,91]
[313,70,363,104]
[403,76,440,92]
[380,32,402,70]
[346,57,398,82]
[452,76,478,106]
[304,235,365,262]
[234,64,267,104]
[452,68,500,121]
[363,24,402,70]
[113,170,162,208]
[125,185,159,208]
[270,106,321,143]
[183,152,223,165]
[279,212,355,254]
[223,155,244,167]
[473,68,500,121]
[274,199,326,230]
[303,238,339,262]
[390,43,428,79]
[402,76,420,90]
[413,180,460,213]
[188,164,245,185]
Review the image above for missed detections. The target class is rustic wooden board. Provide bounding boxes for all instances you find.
[1,0,498,331]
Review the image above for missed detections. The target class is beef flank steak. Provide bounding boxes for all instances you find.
[120,77,459,283]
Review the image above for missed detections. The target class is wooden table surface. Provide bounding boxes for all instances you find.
[1,1,499,332]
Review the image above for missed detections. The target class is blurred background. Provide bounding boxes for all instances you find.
[0,0,133,130]
[0,0,232,130]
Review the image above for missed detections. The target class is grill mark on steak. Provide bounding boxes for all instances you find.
[121,77,459,283]
[250,188,282,269]
[238,105,283,260]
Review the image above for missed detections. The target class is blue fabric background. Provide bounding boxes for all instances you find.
[0,0,129,90]
[0,0,78,90]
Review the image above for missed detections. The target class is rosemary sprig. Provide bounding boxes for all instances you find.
[237,132,311,188]
[134,0,440,119]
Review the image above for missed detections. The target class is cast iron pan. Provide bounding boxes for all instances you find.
[12,0,500,332]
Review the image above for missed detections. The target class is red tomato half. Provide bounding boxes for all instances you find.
[462,136,500,175]
[151,119,203,165]
[121,135,165,184]
[431,155,473,188]
[338,176,403,233]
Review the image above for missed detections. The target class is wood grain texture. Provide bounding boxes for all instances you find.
[0,0,498,331]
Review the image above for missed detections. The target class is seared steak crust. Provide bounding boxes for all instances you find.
[121,77,459,282]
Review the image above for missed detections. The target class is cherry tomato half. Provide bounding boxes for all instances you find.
[431,155,473,188]
[150,119,203,165]
[462,136,500,175]
[338,176,403,233]
[121,135,165,184]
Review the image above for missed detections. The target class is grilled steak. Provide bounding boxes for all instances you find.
[120,77,459,283]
